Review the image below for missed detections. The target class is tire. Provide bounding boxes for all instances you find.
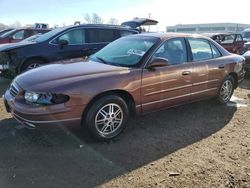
[84,95,129,141]
[21,59,45,73]
[217,75,235,104]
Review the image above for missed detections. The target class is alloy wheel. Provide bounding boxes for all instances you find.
[27,63,41,70]
[95,103,124,137]
[220,80,233,102]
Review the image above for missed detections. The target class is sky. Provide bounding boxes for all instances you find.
[0,0,250,31]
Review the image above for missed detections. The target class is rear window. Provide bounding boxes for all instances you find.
[188,38,213,61]
[88,29,115,43]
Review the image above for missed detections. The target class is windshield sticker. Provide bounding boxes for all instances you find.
[127,49,145,56]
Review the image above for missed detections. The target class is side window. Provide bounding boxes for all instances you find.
[12,30,25,40]
[221,35,234,44]
[210,43,222,58]
[120,30,136,37]
[188,38,213,61]
[153,38,187,65]
[55,29,85,44]
[236,34,243,42]
[88,29,115,43]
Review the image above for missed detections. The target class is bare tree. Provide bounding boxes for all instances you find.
[10,21,22,28]
[0,23,8,30]
[84,13,103,24]
[84,14,92,24]
[108,18,118,25]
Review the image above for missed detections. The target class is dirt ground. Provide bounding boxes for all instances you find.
[0,76,249,188]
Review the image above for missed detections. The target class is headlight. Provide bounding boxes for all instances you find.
[24,91,69,105]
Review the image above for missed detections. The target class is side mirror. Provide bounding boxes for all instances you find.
[58,39,68,48]
[147,57,169,69]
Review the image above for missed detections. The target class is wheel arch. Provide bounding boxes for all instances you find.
[19,56,49,73]
[228,72,238,89]
[82,89,136,123]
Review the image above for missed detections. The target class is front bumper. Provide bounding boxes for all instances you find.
[3,89,84,129]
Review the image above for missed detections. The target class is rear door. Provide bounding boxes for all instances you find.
[86,28,116,55]
[187,38,224,100]
[141,37,192,112]
[49,28,88,60]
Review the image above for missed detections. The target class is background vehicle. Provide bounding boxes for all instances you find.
[207,33,245,54]
[3,33,245,141]
[0,24,138,76]
[34,23,49,29]
[0,28,14,37]
[242,28,250,42]
[242,51,250,72]
[122,18,158,33]
[0,28,50,44]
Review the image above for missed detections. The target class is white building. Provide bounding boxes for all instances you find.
[166,23,250,34]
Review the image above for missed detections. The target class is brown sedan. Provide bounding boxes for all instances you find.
[3,33,246,141]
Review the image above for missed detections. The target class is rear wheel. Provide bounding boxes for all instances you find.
[217,75,234,104]
[84,95,129,141]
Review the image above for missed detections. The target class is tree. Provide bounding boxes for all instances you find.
[108,18,118,25]
[0,23,8,30]
[10,21,21,28]
[84,13,103,24]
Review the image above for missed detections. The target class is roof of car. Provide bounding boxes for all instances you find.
[14,28,51,31]
[133,32,208,40]
[68,24,134,30]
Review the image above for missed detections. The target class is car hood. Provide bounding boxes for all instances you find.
[15,60,129,90]
[0,41,35,51]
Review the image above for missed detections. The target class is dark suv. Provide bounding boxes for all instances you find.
[0,28,50,44]
[0,24,138,76]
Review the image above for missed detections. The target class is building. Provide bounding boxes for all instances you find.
[166,23,250,34]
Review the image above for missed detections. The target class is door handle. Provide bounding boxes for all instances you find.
[182,71,191,76]
[218,64,225,69]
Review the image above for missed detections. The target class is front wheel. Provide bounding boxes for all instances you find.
[21,59,45,73]
[84,95,129,141]
[217,75,234,104]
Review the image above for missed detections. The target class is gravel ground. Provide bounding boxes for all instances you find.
[0,76,249,188]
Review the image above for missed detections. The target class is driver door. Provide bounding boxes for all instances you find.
[141,37,192,112]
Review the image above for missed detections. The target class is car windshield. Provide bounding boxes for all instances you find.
[243,31,250,38]
[1,29,17,38]
[0,29,13,37]
[33,27,67,42]
[21,33,42,42]
[90,36,158,67]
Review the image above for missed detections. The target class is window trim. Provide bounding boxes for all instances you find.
[49,26,135,46]
[209,41,222,58]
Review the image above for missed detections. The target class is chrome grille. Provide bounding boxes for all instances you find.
[9,82,21,98]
